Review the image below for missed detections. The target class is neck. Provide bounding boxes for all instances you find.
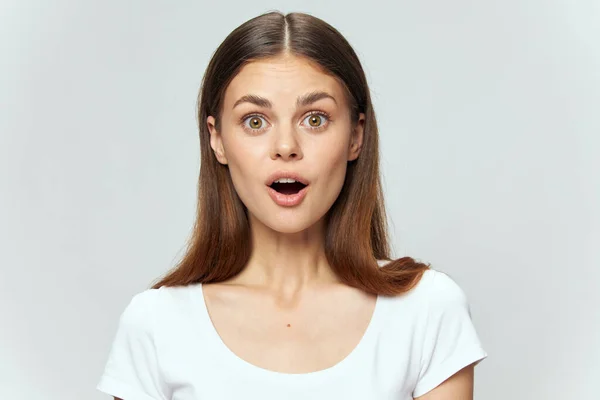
[230,214,340,294]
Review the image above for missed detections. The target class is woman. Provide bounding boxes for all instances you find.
[97,11,487,400]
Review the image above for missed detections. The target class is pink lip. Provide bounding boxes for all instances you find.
[267,185,309,207]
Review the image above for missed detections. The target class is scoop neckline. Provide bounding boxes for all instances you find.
[194,283,384,385]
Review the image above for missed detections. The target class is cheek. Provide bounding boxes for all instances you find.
[314,134,350,172]
[310,140,350,206]
[220,122,259,167]
[219,132,267,199]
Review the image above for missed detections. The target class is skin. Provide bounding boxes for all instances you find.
[208,53,364,293]
[204,53,377,374]
[114,53,476,399]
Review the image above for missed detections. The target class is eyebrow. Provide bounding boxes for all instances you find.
[232,91,337,109]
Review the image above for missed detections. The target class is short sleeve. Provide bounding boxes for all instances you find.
[413,271,488,398]
[97,289,168,400]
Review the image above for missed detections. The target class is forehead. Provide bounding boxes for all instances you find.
[223,55,347,107]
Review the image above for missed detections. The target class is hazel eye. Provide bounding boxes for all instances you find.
[245,116,266,130]
[303,113,328,128]
[309,115,321,127]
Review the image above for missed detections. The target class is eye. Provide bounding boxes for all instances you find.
[302,113,329,129]
[244,115,267,130]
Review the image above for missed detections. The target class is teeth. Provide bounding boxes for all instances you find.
[273,178,297,184]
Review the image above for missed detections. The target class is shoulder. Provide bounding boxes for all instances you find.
[401,269,477,339]
[117,288,162,331]
[375,259,464,299]
[409,270,487,397]
[422,269,468,306]
[115,284,203,340]
[416,269,470,317]
[380,267,470,315]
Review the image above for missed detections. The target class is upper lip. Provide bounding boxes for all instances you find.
[265,171,310,186]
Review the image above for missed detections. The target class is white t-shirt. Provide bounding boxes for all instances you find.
[97,268,487,400]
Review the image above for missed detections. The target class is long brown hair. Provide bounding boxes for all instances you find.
[151,11,429,296]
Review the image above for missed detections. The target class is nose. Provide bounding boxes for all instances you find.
[270,124,303,161]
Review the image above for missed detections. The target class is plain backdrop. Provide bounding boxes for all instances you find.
[1,0,598,399]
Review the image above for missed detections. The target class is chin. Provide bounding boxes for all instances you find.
[252,211,325,235]
[265,218,315,234]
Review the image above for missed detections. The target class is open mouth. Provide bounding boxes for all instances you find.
[269,181,308,195]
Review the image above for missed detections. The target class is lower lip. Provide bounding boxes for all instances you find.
[267,185,309,207]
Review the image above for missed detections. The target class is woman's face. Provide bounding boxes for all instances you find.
[207,54,364,234]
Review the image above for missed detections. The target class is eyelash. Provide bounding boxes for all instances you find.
[240,111,332,134]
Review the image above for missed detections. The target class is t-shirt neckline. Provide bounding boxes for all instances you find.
[194,283,384,385]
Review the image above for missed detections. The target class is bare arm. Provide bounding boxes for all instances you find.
[414,364,475,400]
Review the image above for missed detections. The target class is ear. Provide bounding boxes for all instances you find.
[348,112,365,161]
[207,115,228,165]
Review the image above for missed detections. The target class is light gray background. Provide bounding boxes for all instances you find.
[1,1,598,399]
